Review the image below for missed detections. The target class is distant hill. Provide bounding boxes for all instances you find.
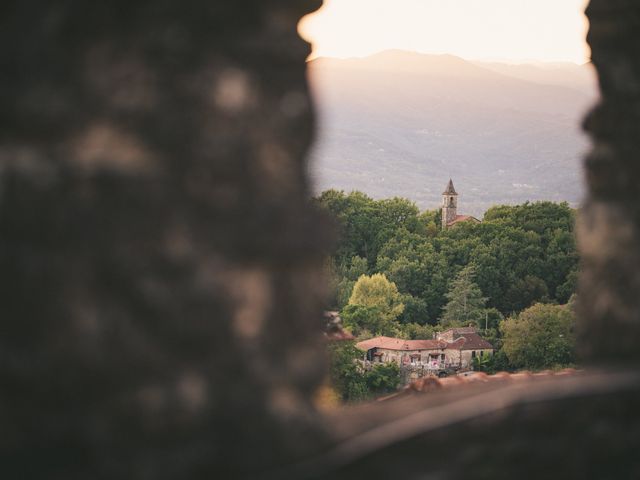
[307,50,598,217]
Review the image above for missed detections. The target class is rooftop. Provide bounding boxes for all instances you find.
[447,214,480,226]
[442,178,458,195]
[356,336,447,352]
[356,330,494,352]
[448,334,494,350]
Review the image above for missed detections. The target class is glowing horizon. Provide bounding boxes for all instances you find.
[299,0,591,65]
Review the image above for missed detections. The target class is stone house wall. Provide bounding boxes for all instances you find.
[373,346,494,368]
[374,348,445,365]
[437,330,455,342]
[443,348,493,368]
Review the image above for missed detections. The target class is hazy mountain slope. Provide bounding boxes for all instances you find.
[307,50,597,216]
[472,60,598,97]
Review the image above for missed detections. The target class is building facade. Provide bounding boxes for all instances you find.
[356,328,494,373]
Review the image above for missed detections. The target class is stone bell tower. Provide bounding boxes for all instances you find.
[442,179,458,229]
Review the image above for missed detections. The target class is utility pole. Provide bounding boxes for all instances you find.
[485,311,488,334]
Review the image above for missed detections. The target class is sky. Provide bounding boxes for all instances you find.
[299,0,591,64]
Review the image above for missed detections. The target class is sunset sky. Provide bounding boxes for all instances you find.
[299,0,591,64]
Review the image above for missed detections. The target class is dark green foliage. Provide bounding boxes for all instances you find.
[556,268,579,304]
[318,192,578,319]
[441,266,488,328]
[397,294,430,325]
[501,303,576,370]
[402,323,436,340]
[327,341,368,402]
[376,231,449,322]
[327,341,401,402]
[473,349,513,374]
[363,363,401,395]
[329,256,369,309]
[342,304,401,337]
[315,190,422,269]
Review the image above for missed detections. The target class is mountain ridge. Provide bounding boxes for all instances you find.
[307,50,597,216]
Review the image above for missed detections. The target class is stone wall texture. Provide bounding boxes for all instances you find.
[578,0,640,364]
[0,1,330,478]
[1,0,640,479]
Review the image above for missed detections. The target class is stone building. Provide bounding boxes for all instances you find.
[356,328,494,371]
[436,327,494,368]
[441,179,481,229]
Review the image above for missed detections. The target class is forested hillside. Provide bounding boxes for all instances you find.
[319,190,578,320]
[317,190,578,387]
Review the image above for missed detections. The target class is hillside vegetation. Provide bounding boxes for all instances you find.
[317,190,578,387]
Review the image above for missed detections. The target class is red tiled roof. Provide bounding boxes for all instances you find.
[446,337,466,349]
[446,327,477,335]
[447,214,480,226]
[356,336,447,352]
[356,333,494,352]
[452,333,494,350]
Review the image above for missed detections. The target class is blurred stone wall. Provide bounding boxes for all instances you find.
[578,0,640,364]
[0,1,330,478]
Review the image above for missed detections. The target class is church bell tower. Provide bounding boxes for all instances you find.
[442,179,458,229]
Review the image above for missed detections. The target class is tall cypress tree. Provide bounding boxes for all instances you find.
[441,266,488,327]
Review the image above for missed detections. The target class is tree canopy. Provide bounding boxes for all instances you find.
[327,341,400,402]
[317,190,580,374]
[441,265,488,328]
[349,273,404,321]
[317,191,578,321]
[344,273,405,336]
[501,303,576,369]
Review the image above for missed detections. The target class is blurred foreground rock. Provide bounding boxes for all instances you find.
[0,1,330,478]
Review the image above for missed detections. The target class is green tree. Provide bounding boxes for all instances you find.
[332,255,370,309]
[418,208,442,234]
[349,273,405,323]
[326,341,368,402]
[318,190,579,320]
[397,294,429,325]
[363,362,400,395]
[377,231,449,322]
[474,349,512,374]
[315,191,423,268]
[441,266,488,327]
[500,303,575,370]
[326,341,400,402]
[341,304,402,337]
[400,322,436,340]
[556,268,578,304]
[504,275,550,313]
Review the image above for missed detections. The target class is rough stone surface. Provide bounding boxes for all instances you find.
[0,1,329,478]
[578,0,640,363]
[307,370,640,480]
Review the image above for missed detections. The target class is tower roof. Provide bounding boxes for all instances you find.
[442,179,457,195]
